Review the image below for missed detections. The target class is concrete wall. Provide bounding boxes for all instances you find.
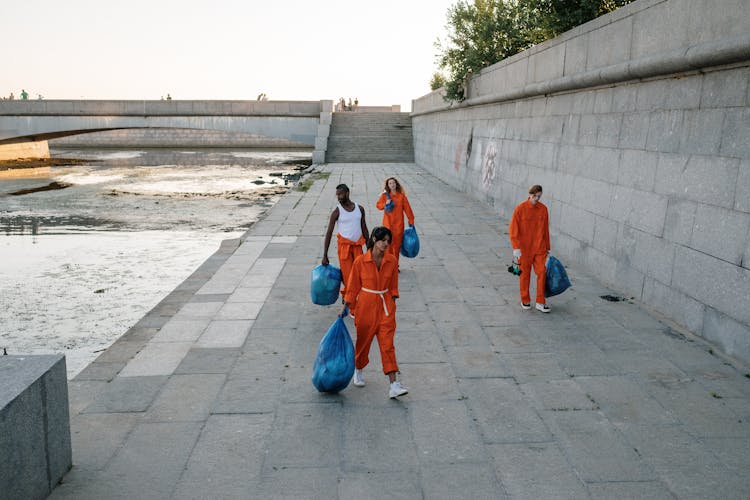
[49,128,312,149]
[0,139,49,160]
[0,355,72,500]
[412,0,750,364]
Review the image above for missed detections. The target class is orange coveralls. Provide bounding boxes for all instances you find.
[376,191,415,264]
[344,250,400,374]
[509,199,550,305]
[337,233,365,296]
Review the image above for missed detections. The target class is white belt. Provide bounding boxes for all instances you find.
[361,287,389,316]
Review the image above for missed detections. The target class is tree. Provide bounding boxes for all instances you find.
[435,0,633,102]
[430,72,447,91]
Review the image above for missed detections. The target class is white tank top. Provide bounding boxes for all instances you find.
[338,202,362,241]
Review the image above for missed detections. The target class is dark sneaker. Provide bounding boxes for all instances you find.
[521,303,531,310]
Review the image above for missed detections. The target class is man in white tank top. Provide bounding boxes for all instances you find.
[323,184,369,299]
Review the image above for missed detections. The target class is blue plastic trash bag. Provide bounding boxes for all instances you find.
[311,264,342,305]
[312,312,355,393]
[384,192,395,213]
[400,224,420,258]
[545,255,571,298]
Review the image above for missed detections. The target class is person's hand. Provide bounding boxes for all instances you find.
[322,255,329,266]
[513,249,521,258]
[339,304,349,318]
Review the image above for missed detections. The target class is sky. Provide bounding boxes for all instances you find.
[1,0,457,111]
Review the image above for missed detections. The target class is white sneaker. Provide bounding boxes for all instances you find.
[389,380,408,399]
[535,302,550,313]
[521,302,531,310]
[352,369,365,387]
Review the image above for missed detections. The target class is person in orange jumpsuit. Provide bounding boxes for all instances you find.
[341,226,408,399]
[375,177,415,266]
[323,184,369,300]
[509,184,551,313]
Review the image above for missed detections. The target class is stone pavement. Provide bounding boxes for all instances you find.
[50,163,750,500]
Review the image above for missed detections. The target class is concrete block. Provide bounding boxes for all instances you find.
[464,377,551,441]
[617,149,657,191]
[700,67,749,108]
[613,259,646,300]
[609,185,668,236]
[420,463,506,499]
[596,113,622,148]
[664,74,703,109]
[662,199,697,246]
[636,79,671,112]
[542,410,655,482]
[563,34,588,76]
[0,355,71,500]
[264,403,343,469]
[690,204,750,265]
[594,88,614,114]
[571,176,613,214]
[682,108,725,155]
[578,114,598,146]
[531,43,565,83]
[631,1,689,59]
[489,442,589,499]
[612,84,638,113]
[593,215,619,255]
[672,246,750,326]
[171,414,273,499]
[702,307,750,363]
[410,401,487,463]
[614,225,673,286]
[646,109,684,152]
[586,17,633,69]
[655,153,739,209]
[720,108,750,159]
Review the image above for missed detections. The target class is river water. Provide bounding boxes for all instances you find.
[0,148,311,377]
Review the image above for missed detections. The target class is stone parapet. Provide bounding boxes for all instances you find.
[0,355,71,500]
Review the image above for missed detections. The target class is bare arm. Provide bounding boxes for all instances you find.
[322,208,339,265]
[360,206,369,242]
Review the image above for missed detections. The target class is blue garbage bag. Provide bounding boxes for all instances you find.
[545,255,571,298]
[311,264,342,305]
[312,312,355,393]
[400,224,420,258]
[384,192,395,213]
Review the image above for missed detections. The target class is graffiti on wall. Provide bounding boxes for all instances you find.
[481,142,497,190]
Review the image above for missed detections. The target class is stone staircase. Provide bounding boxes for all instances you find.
[325,112,414,163]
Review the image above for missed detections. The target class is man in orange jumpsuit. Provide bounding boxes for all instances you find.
[323,184,369,300]
[509,184,551,313]
[341,226,408,399]
[376,177,415,266]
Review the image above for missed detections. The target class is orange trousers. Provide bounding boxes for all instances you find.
[387,230,404,265]
[337,234,364,295]
[519,253,547,304]
[354,310,398,374]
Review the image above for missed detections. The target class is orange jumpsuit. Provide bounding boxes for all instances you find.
[376,191,415,264]
[509,199,550,305]
[344,250,400,374]
[337,233,365,296]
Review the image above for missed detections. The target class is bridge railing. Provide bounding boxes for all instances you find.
[0,100,327,117]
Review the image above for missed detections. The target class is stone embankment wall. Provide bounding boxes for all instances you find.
[49,128,310,149]
[412,0,750,364]
[0,140,49,161]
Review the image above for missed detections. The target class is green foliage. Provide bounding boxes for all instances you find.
[435,0,633,102]
[430,72,447,91]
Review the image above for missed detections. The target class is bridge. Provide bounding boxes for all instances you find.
[0,99,333,161]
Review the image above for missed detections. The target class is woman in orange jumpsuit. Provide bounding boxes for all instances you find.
[509,184,551,312]
[375,177,415,266]
[341,226,408,399]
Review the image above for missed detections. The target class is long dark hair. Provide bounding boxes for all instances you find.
[367,226,392,250]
